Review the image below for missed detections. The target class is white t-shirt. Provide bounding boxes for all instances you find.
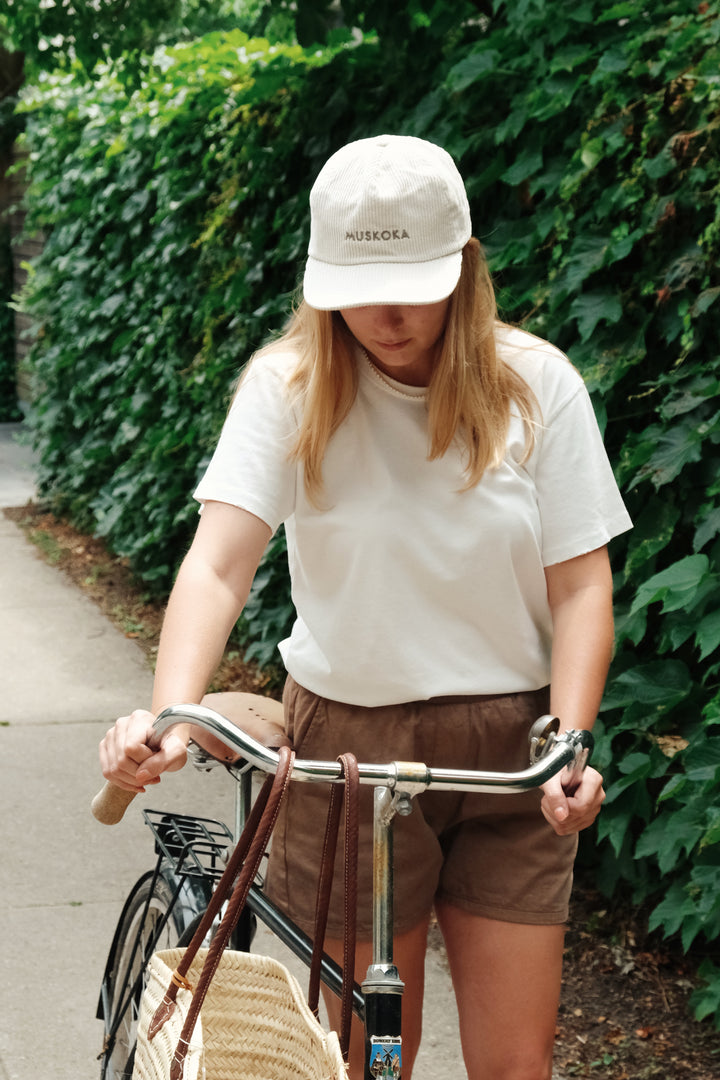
[194,325,632,705]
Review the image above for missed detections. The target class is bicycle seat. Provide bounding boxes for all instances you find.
[199,691,290,760]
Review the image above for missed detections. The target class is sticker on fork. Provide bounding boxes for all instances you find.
[368,1036,402,1078]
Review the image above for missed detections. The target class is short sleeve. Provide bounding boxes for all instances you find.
[532,379,632,566]
[193,354,299,533]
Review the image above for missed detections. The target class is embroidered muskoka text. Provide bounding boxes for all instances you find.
[346,229,411,241]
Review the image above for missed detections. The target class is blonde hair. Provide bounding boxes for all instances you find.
[248,238,538,503]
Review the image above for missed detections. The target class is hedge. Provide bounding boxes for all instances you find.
[0,92,22,420]
[16,1,720,1024]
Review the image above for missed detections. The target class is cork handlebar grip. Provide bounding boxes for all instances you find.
[91,781,138,825]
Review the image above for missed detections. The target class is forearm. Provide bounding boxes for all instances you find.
[546,547,615,733]
[151,556,249,714]
[541,548,614,832]
[549,591,613,731]
[150,502,272,742]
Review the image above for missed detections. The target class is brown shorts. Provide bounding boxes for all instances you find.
[264,678,578,940]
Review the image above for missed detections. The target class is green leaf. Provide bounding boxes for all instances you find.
[501,147,544,186]
[632,423,705,488]
[685,737,720,783]
[557,235,611,294]
[493,107,528,146]
[696,608,720,662]
[700,807,720,851]
[98,293,126,319]
[597,783,652,853]
[569,291,623,341]
[594,48,628,76]
[604,750,664,802]
[602,661,692,711]
[630,555,711,616]
[596,809,631,857]
[659,611,696,653]
[580,138,603,170]
[643,145,676,180]
[550,44,594,73]
[656,773,687,804]
[695,505,720,552]
[692,286,720,316]
[120,189,151,222]
[648,880,692,937]
[691,960,720,1024]
[623,497,680,579]
[636,807,706,873]
[446,49,502,94]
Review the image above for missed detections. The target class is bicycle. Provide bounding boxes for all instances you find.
[94,693,593,1080]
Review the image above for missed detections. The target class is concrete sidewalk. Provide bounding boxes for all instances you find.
[0,423,239,1080]
[0,423,463,1080]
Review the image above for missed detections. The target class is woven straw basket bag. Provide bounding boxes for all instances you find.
[133,947,345,1080]
[131,747,356,1080]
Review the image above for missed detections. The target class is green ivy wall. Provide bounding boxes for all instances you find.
[15,1,720,1024]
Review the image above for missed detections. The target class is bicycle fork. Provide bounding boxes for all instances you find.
[363,767,426,1080]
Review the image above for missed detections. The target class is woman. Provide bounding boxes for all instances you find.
[100,134,632,1080]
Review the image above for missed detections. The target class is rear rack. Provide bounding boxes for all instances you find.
[143,809,234,881]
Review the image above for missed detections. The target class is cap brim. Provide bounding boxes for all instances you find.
[303,251,463,310]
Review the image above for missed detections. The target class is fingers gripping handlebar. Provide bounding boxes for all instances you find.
[92,693,288,825]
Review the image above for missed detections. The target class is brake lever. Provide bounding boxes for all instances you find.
[528,718,593,796]
[560,731,593,796]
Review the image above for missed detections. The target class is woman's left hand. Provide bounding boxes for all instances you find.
[540,765,605,836]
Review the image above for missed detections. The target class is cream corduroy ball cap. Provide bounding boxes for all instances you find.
[303,134,472,311]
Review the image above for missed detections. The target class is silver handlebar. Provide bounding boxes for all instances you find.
[153,703,593,795]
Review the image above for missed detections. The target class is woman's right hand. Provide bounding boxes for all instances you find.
[99,709,191,792]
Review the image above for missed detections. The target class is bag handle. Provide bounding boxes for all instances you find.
[154,744,359,1078]
[147,746,294,1041]
[308,752,359,1059]
[170,745,294,1080]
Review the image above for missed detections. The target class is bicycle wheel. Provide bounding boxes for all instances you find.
[100,872,187,1080]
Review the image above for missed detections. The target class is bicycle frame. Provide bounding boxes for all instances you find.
[148,703,592,1080]
[97,798,369,1080]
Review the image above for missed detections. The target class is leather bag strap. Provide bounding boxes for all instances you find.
[168,745,295,1080]
[148,747,293,1040]
[152,744,359,1078]
[339,752,359,1056]
[308,752,359,1060]
[179,758,288,978]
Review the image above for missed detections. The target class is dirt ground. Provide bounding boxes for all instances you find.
[6,503,720,1079]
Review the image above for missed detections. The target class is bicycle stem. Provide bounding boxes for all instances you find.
[362,785,404,1080]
